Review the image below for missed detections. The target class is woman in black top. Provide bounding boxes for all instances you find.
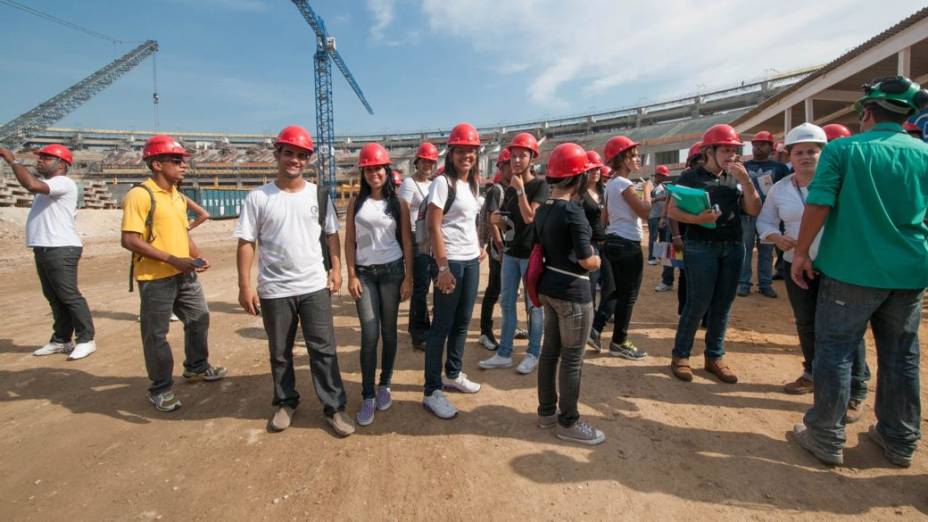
[579,151,611,323]
[533,143,604,445]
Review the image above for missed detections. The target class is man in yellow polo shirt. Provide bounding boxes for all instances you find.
[121,135,227,412]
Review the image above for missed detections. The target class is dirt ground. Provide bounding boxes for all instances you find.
[1,209,926,521]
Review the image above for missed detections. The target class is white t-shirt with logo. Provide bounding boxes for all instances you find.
[428,175,480,261]
[398,176,431,232]
[353,197,403,266]
[604,176,643,241]
[234,181,339,299]
[26,176,82,247]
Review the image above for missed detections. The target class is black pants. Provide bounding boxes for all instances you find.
[261,289,347,414]
[480,255,502,336]
[593,236,643,344]
[33,246,94,344]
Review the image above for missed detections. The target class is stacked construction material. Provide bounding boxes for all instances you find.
[0,177,32,207]
[0,176,118,208]
[80,180,118,209]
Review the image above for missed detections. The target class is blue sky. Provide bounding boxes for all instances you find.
[0,0,922,136]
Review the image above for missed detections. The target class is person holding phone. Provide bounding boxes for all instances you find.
[667,124,761,384]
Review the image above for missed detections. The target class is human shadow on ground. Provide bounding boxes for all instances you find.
[0,338,37,354]
[91,309,139,322]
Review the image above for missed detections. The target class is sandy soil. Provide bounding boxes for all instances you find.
[0,211,926,521]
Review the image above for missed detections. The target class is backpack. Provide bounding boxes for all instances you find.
[478,183,504,248]
[414,174,456,255]
[127,183,157,292]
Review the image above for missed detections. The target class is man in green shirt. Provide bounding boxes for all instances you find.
[790,76,928,467]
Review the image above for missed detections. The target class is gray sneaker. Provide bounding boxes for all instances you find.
[183,364,228,382]
[792,423,843,465]
[538,414,558,429]
[556,420,605,445]
[586,329,602,352]
[867,423,912,468]
[270,406,295,432]
[422,390,457,419]
[326,410,356,437]
[609,340,648,360]
[149,390,182,412]
[375,385,392,411]
[356,399,376,427]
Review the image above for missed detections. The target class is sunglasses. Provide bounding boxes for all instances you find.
[157,157,188,165]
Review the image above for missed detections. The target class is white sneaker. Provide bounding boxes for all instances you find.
[655,282,673,292]
[479,353,512,369]
[170,313,180,322]
[422,390,458,419]
[516,353,539,374]
[442,372,481,393]
[68,341,96,360]
[477,334,498,351]
[33,341,73,356]
[647,259,659,266]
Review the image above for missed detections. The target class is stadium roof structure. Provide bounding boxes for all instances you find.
[732,7,928,138]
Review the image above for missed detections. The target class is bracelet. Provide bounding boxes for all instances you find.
[672,235,682,239]
[11,159,25,166]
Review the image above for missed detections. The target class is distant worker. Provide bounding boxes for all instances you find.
[822,123,852,142]
[647,165,671,266]
[0,144,96,360]
[477,148,509,351]
[791,76,928,467]
[121,135,227,412]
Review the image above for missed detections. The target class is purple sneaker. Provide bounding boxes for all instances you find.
[356,399,376,427]
[375,385,392,411]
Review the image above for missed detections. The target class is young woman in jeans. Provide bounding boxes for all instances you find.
[579,151,611,341]
[534,143,604,445]
[422,123,486,419]
[345,143,414,426]
[756,123,869,418]
[588,136,652,359]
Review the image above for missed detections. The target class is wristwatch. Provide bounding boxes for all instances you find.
[11,159,25,166]
[516,189,525,197]
[438,265,449,273]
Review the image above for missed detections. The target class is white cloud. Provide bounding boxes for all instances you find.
[367,0,397,39]
[419,0,922,110]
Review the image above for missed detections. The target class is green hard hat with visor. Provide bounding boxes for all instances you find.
[854,76,928,115]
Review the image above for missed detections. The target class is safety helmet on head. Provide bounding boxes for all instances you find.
[547,143,589,179]
[392,170,403,186]
[496,147,511,167]
[686,141,704,161]
[35,144,73,166]
[143,135,191,160]
[822,124,852,141]
[751,131,775,143]
[509,132,539,156]
[415,142,439,162]
[275,125,314,153]
[854,75,928,115]
[603,135,639,164]
[655,165,669,176]
[357,143,391,168]
[600,165,612,179]
[702,124,743,147]
[784,123,827,148]
[586,150,604,169]
[903,120,921,135]
[448,123,481,147]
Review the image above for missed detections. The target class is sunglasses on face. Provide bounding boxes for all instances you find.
[159,157,187,165]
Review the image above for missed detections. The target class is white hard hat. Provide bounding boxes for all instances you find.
[785,123,828,147]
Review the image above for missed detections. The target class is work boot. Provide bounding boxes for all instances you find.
[783,376,814,395]
[705,356,738,384]
[671,357,693,382]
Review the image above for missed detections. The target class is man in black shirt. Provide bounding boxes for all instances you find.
[481,133,548,374]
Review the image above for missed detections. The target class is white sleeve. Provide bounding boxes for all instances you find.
[428,176,448,209]
[756,184,781,241]
[44,177,73,198]
[324,198,339,234]
[398,177,415,205]
[233,191,260,242]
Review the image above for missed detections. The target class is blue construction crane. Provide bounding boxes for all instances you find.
[290,1,374,192]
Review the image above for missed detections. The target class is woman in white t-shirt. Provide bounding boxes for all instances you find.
[421,123,485,419]
[588,135,652,360]
[345,143,414,427]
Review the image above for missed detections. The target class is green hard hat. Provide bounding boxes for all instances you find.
[854,76,927,114]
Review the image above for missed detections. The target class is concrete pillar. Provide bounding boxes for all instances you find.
[898,47,911,76]
[784,108,792,135]
[804,99,814,123]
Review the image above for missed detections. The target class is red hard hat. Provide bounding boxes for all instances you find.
[751,131,775,143]
[275,125,314,153]
[448,123,481,147]
[603,135,639,164]
[686,141,704,161]
[35,144,73,166]
[416,142,439,162]
[496,146,511,167]
[392,170,403,186]
[600,166,612,179]
[509,132,539,156]
[143,135,190,160]
[822,123,852,141]
[357,143,391,168]
[702,124,743,147]
[492,170,502,183]
[586,150,604,169]
[436,166,445,175]
[655,165,670,176]
[547,143,589,179]
[904,121,921,133]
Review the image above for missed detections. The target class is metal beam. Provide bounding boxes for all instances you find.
[813,89,861,102]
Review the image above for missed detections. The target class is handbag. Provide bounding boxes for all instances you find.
[524,206,548,308]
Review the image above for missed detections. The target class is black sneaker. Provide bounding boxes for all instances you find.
[514,328,529,340]
[183,365,228,382]
[759,287,778,298]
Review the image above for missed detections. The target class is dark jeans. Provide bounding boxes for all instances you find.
[408,253,433,345]
[138,272,210,394]
[783,262,869,400]
[672,240,743,359]
[480,255,502,336]
[803,276,923,459]
[538,295,593,428]
[593,236,643,345]
[590,242,614,314]
[424,257,480,396]
[33,246,95,344]
[356,259,405,399]
[647,217,661,260]
[739,215,774,291]
[261,288,347,414]
[658,227,675,286]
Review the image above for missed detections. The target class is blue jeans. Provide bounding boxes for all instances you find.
[356,258,405,399]
[408,253,432,345]
[497,254,543,358]
[424,257,480,395]
[739,215,773,290]
[647,217,661,260]
[803,276,923,460]
[672,240,744,359]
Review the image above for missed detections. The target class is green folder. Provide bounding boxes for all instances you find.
[667,184,716,229]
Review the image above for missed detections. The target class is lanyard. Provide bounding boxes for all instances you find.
[792,177,806,205]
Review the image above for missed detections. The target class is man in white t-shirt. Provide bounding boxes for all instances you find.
[0,144,96,360]
[234,125,353,437]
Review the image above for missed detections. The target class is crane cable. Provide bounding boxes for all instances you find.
[152,52,160,130]
[0,0,128,45]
